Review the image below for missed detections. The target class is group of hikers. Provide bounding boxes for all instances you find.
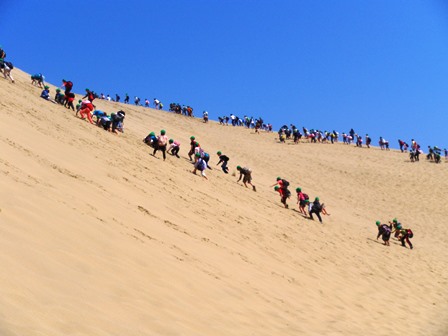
[376,218,414,249]
[1,41,419,249]
[142,130,330,224]
[275,125,447,163]
[36,78,127,134]
[218,114,273,132]
[270,177,329,223]
[142,132,257,190]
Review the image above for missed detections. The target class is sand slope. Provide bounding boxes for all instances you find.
[0,69,447,336]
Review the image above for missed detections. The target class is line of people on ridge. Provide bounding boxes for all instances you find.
[218,114,273,132]
[276,125,447,162]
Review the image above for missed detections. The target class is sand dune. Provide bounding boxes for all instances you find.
[0,69,447,336]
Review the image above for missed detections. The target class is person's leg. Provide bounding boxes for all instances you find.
[400,236,406,247]
[309,209,315,220]
[222,161,228,173]
[162,146,166,160]
[79,108,87,119]
[86,110,94,124]
[316,212,323,223]
[406,235,413,249]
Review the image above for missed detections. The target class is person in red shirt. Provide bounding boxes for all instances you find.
[296,187,308,216]
[83,88,96,102]
[62,79,73,95]
[274,186,290,208]
[79,100,95,124]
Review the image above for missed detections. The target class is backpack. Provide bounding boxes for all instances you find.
[4,61,13,69]
[302,193,309,201]
[281,179,289,188]
[312,202,322,212]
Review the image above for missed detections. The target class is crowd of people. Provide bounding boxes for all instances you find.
[1,40,426,251]
[274,124,447,163]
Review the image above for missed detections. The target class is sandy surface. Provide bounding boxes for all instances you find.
[0,69,447,336]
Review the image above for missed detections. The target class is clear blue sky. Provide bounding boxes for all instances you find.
[2,0,448,150]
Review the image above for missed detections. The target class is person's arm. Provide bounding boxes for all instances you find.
[237,172,243,182]
[216,158,223,165]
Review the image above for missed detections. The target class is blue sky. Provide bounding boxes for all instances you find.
[2,0,448,149]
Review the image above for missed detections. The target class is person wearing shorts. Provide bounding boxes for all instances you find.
[237,166,256,191]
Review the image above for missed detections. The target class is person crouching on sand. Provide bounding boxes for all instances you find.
[192,153,208,179]
[40,86,57,103]
[274,185,290,208]
[168,139,180,158]
[79,100,95,124]
[376,221,391,246]
[237,166,256,191]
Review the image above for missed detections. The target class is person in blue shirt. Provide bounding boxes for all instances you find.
[92,110,106,124]
[31,73,45,88]
[192,153,208,179]
[40,86,56,103]
[143,132,157,148]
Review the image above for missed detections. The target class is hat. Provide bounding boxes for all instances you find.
[44,85,49,89]
[237,166,241,170]
[315,197,320,201]
[161,130,166,135]
[190,136,195,140]
[376,221,381,226]
[296,187,301,192]
[274,186,280,190]
[150,132,155,136]
[78,100,82,103]
[276,177,281,181]
[393,218,398,223]
[169,139,174,143]
[195,153,201,157]
[217,151,222,155]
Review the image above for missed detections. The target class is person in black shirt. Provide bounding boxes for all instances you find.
[216,151,229,173]
[309,197,323,223]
